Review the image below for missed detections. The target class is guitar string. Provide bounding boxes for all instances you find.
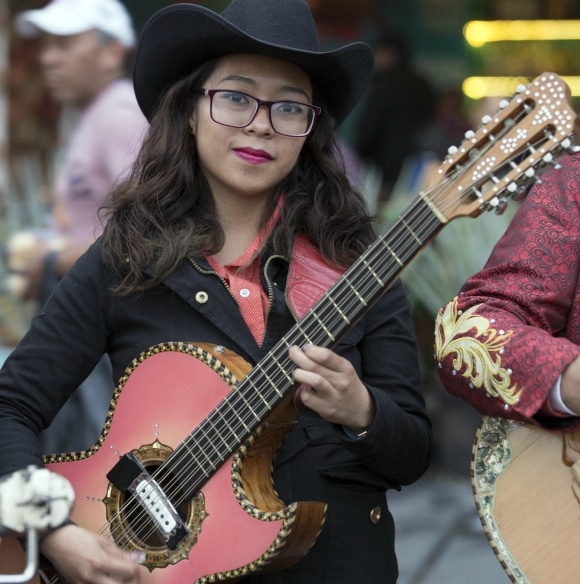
[96,107,566,560]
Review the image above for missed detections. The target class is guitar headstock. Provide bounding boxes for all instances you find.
[427,72,579,222]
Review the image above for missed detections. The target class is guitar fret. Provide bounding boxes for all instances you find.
[327,294,350,324]
[362,259,384,286]
[343,276,367,305]
[231,387,262,423]
[180,440,212,478]
[204,415,231,450]
[251,362,285,399]
[379,239,404,267]
[244,375,273,409]
[294,321,313,344]
[401,218,424,245]
[311,310,335,341]
[270,353,295,385]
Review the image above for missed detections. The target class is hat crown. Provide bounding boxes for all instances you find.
[221,0,319,52]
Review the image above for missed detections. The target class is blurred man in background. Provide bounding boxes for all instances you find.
[355,27,435,204]
[9,0,147,453]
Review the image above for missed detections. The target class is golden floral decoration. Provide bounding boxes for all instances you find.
[435,298,522,405]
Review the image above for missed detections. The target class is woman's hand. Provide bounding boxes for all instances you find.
[40,524,142,583]
[289,344,375,434]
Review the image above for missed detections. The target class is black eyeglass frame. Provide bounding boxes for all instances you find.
[194,88,322,137]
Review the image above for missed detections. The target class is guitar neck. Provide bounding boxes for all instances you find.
[166,196,443,493]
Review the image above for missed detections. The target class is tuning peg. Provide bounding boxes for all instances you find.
[465,130,475,140]
[508,183,529,201]
[447,145,458,155]
[499,99,510,109]
[542,153,553,164]
[495,200,509,215]
[515,84,527,93]
[481,115,492,125]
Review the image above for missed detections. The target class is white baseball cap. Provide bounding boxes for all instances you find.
[16,0,136,48]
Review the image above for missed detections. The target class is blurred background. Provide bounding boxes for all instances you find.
[1,1,580,581]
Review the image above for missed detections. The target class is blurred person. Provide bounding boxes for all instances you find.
[420,87,472,161]
[10,0,147,303]
[355,27,436,203]
[8,0,147,453]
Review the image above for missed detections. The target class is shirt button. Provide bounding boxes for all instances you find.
[240,288,251,298]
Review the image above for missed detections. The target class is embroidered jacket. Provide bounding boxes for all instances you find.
[434,152,580,431]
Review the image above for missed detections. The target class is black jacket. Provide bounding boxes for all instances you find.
[0,240,433,583]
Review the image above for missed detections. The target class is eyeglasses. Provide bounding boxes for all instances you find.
[194,88,321,137]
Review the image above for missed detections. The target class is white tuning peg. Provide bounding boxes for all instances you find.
[481,115,492,124]
[447,145,458,155]
[465,130,475,140]
[499,99,510,109]
[542,153,553,163]
[515,84,527,93]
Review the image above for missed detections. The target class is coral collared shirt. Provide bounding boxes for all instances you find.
[206,209,280,345]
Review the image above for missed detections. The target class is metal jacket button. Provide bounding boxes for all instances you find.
[370,506,382,524]
[195,291,209,304]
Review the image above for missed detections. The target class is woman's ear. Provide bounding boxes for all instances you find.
[188,116,196,135]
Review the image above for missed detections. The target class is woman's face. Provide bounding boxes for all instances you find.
[191,53,312,206]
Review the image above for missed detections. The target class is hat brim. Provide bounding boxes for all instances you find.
[133,4,374,124]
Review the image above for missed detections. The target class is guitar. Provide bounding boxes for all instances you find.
[1,72,577,584]
[472,418,580,584]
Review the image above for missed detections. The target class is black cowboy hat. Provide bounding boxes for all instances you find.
[133,0,374,125]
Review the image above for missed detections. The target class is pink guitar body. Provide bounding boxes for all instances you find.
[0,343,326,583]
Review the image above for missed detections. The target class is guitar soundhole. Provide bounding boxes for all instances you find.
[104,439,207,569]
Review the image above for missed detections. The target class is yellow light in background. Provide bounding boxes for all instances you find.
[464,20,580,47]
[463,76,580,99]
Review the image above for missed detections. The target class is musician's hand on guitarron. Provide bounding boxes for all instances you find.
[289,344,375,434]
[40,524,142,583]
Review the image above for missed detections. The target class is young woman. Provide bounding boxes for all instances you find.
[0,1,433,582]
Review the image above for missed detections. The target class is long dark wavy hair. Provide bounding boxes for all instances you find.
[100,57,377,294]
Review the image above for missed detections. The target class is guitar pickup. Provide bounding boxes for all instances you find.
[107,452,188,550]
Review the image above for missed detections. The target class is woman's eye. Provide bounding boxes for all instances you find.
[223,91,249,105]
[277,102,303,115]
